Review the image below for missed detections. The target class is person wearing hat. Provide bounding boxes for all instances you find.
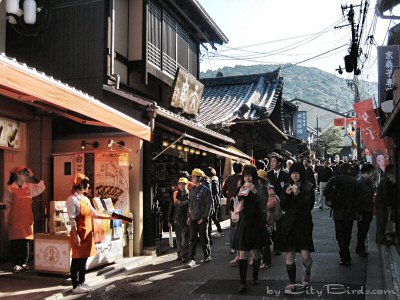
[3,166,45,272]
[279,162,315,294]
[168,177,190,262]
[186,168,213,268]
[66,173,115,294]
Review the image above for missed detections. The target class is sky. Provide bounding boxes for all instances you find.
[198,0,399,83]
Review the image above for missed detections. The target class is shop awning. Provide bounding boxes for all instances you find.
[181,134,252,162]
[0,54,151,141]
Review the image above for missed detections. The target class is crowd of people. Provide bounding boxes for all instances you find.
[3,154,396,295]
[166,154,397,294]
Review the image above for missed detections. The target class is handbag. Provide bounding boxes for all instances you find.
[385,209,396,235]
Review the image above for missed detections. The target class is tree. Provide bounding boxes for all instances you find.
[313,126,343,158]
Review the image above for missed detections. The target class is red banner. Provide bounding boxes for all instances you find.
[353,98,388,170]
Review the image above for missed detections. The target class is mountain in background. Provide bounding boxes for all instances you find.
[200,64,378,113]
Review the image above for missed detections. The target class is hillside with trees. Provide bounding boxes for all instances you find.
[201,64,377,113]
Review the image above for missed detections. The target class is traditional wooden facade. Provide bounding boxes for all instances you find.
[4,0,240,252]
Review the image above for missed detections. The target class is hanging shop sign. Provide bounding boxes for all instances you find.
[170,68,204,116]
[293,111,308,142]
[354,98,389,168]
[377,45,400,106]
[94,151,130,214]
[0,116,21,149]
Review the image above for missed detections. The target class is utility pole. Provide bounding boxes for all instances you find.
[316,115,319,159]
[336,1,369,161]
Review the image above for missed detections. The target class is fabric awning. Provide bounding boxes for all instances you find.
[182,134,252,162]
[0,54,151,141]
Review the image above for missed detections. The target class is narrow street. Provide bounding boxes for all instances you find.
[78,202,379,300]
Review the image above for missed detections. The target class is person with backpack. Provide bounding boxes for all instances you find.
[324,163,360,266]
[222,162,243,258]
[203,167,223,242]
[356,163,375,257]
[279,162,315,294]
[168,177,190,263]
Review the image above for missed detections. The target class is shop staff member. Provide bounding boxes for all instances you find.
[3,166,45,272]
[66,173,114,294]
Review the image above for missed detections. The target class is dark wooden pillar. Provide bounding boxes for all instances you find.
[143,140,155,247]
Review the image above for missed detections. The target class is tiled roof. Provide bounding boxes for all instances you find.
[197,68,283,126]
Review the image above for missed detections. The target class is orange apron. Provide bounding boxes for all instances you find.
[70,197,96,259]
[8,184,34,240]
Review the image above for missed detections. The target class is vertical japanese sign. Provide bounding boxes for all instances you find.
[94,152,130,213]
[74,153,85,174]
[293,111,308,142]
[354,98,388,167]
[377,45,400,106]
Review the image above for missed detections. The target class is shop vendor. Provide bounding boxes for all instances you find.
[3,166,46,272]
[66,173,116,295]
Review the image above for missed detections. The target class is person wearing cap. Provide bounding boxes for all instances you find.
[3,166,45,272]
[168,177,190,263]
[66,173,115,294]
[186,168,213,268]
[279,162,315,294]
[267,153,289,256]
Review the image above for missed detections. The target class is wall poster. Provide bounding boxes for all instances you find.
[0,116,22,149]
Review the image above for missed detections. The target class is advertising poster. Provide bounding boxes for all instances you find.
[0,117,21,149]
[354,98,388,172]
[94,152,130,213]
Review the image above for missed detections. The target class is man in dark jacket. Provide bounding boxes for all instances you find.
[187,169,213,268]
[303,158,316,190]
[317,160,334,210]
[267,153,290,256]
[203,167,223,243]
[168,177,190,262]
[324,163,360,266]
[356,163,375,257]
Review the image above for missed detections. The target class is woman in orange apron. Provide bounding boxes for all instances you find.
[66,173,114,294]
[3,166,46,272]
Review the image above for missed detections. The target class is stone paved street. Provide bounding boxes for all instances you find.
[77,201,389,300]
